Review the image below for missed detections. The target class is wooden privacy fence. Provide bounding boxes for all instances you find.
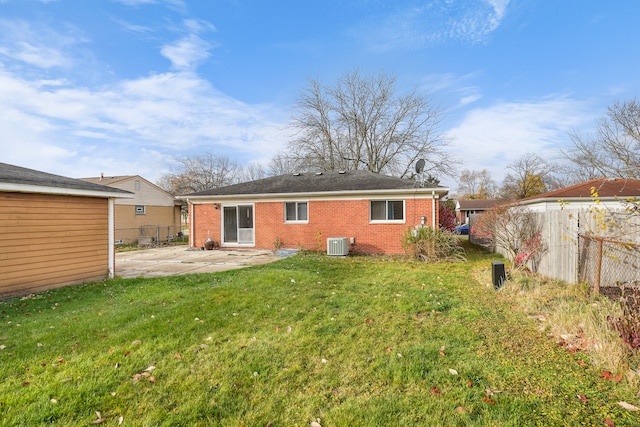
[490,209,639,289]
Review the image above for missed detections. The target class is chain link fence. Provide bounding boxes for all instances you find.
[579,234,640,300]
[116,225,187,246]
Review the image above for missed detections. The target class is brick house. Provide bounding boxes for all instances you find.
[80,175,183,244]
[182,171,448,255]
[0,162,132,299]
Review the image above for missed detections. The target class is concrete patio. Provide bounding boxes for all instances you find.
[115,246,280,278]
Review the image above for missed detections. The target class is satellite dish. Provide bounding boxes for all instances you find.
[415,159,425,174]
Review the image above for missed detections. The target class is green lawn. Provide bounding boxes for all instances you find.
[0,244,638,426]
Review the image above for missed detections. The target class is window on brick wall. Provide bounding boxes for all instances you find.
[285,201,308,222]
[370,200,404,222]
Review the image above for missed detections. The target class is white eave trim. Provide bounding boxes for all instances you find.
[0,183,134,199]
[180,187,449,203]
[518,196,630,206]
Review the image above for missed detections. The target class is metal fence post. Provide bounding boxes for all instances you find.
[594,237,603,296]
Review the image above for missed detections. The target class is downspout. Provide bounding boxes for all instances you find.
[431,191,436,228]
[188,199,194,248]
[108,197,115,279]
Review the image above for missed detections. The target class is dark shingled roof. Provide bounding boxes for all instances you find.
[186,170,445,197]
[0,162,131,195]
[457,199,503,211]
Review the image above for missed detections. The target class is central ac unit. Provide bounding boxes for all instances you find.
[327,237,349,256]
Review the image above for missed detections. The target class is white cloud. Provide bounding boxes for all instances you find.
[160,34,214,70]
[356,0,511,52]
[446,96,596,182]
[421,71,484,109]
[0,19,85,69]
[112,0,187,13]
[0,68,289,181]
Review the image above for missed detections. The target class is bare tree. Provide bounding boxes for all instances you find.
[500,153,558,200]
[473,204,546,271]
[157,153,241,195]
[457,169,497,199]
[288,70,455,178]
[267,153,306,176]
[238,161,268,182]
[563,99,640,181]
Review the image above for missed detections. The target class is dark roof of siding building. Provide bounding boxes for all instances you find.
[457,199,504,211]
[0,162,131,195]
[186,170,447,197]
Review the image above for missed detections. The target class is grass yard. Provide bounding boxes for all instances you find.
[0,243,638,426]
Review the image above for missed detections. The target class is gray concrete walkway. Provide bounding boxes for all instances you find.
[115,246,279,278]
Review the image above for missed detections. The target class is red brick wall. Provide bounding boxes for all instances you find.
[191,197,438,255]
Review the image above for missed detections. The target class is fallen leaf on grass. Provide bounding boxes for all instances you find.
[448,368,458,375]
[310,422,321,427]
[577,394,589,402]
[604,418,615,427]
[467,380,473,388]
[577,360,587,367]
[618,401,640,411]
[118,416,124,425]
[131,340,142,346]
[429,387,442,395]
[482,397,496,405]
[601,370,613,380]
[0,345,5,350]
[455,406,466,413]
[91,411,105,424]
[174,353,182,359]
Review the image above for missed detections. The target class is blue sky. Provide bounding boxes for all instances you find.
[1,0,639,191]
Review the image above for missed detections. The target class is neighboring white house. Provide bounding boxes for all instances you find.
[517,177,640,212]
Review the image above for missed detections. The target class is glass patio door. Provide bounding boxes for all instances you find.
[223,205,254,245]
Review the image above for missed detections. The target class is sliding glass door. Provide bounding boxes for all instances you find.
[222,204,254,245]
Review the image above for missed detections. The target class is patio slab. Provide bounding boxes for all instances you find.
[115,246,280,278]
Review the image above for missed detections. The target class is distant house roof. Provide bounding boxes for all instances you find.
[520,178,640,203]
[80,175,135,186]
[80,174,176,197]
[0,162,133,198]
[456,199,503,211]
[183,170,448,199]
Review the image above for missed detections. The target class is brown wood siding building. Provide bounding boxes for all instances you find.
[0,162,132,300]
[0,193,110,296]
[79,175,182,244]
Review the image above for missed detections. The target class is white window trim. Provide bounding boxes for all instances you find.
[284,201,309,224]
[369,199,406,224]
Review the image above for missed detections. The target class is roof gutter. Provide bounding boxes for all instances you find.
[0,183,134,199]
[180,187,449,203]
